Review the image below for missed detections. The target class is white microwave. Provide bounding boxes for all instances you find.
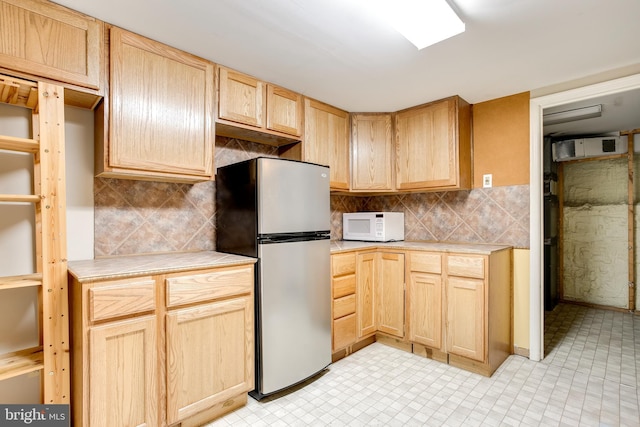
[342,212,404,242]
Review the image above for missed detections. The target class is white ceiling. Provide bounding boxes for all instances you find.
[544,88,640,138]
[53,0,640,116]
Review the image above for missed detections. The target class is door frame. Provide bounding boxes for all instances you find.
[529,72,640,361]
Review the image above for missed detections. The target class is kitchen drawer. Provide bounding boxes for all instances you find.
[166,265,253,307]
[333,313,356,350]
[332,274,356,299]
[447,255,485,279]
[410,251,442,274]
[333,294,356,319]
[89,277,156,322]
[332,252,356,277]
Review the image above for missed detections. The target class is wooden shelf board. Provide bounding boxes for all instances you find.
[0,194,41,203]
[0,273,43,290]
[0,75,38,109]
[0,135,39,153]
[0,347,44,381]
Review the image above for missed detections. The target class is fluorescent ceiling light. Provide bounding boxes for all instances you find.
[369,0,465,49]
[543,104,603,126]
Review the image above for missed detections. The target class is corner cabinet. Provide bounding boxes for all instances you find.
[354,251,405,340]
[375,252,405,338]
[0,0,103,90]
[351,113,394,192]
[304,98,350,190]
[395,96,471,191]
[96,26,215,182]
[333,246,512,377]
[356,252,377,338]
[69,262,255,427]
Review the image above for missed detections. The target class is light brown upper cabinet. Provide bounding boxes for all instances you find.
[96,26,215,182]
[351,113,394,191]
[216,66,303,143]
[395,96,471,191]
[266,84,303,136]
[0,0,103,90]
[217,66,263,128]
[304,98,350,190]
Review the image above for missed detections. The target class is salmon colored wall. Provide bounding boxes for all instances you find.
[472,92,530,187]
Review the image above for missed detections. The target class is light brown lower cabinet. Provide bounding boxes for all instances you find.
[332,247,512,377]
[446,276,485,361]
[333,313,357,350]
[70,263,255,427]
[445,252,512,376]
[89,315,158,427]
[375,252,405,338]
[331,253,357,351]
[356,252,377,338]
[166,296,253,424]
[337,251,405,345]
[408,272,442,349]
[407,251,443,350]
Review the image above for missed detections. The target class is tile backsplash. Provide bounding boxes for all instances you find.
[332,185,530,248]
[95,138,530,257]
[94,136,278,257]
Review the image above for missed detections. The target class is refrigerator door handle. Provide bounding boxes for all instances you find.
[258,233,330,244]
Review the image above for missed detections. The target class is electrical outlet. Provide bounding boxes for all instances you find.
[483,174,492,188]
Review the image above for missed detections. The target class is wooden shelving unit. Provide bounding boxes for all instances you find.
[0,73,69,403]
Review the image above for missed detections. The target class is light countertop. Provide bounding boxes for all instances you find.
[330,240,512,255]
[68,251,256,282]
[68,241,511,282]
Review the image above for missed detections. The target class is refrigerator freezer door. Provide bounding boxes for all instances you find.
[257,238,331,395]
[257,158,330,235]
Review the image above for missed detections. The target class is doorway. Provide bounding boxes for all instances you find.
[530,73,640,361]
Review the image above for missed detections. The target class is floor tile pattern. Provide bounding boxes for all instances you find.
[206,304,639,426]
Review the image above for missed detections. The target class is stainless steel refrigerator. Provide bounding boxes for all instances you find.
[216,157,331,399]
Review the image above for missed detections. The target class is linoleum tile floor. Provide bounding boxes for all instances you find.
[206,304,640,426]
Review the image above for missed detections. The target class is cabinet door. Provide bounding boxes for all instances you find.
[351,113,394,191]
[304,98,350,190]
[89,316,158,427]
[395,98,456,190]
[408,272,442,349]
[446,277,485,362]
[166,296,253,424]
[218,67,263,127]
[266,84,302,136]
[356,253,376,338]
[376,252,405,337]
[109,27,215,178]
[0,0,102,89]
